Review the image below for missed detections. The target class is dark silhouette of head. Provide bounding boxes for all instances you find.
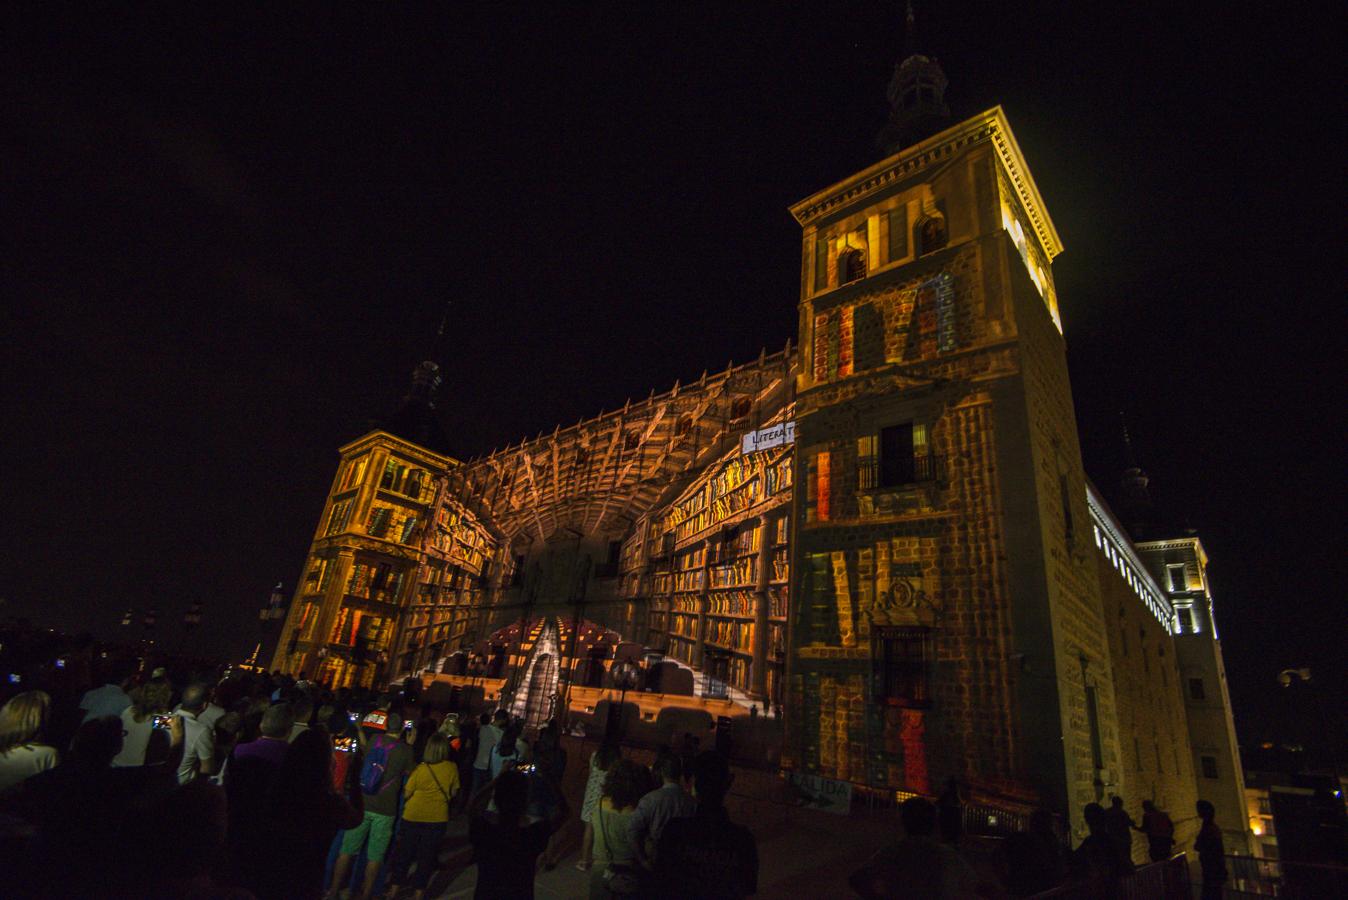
[691,751,734,810]
[180,682,209,713]
[70,715,123,768]
[492,709,508,727]
[653,751,682,785]
[1084,803,1108,834]
[494,769,529,822]
[275,726,333,802]
[900,797,938,837]
[603,759,650,811]
[291,694,314,725]
[1110,795,1124,809]
[1196,800,1215,821]
[1142,800,1156,813]
[260,702,294,739]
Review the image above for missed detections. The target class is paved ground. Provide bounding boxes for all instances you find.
[421,737,902,899]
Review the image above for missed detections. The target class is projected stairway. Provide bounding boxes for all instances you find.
[508,618,562,730]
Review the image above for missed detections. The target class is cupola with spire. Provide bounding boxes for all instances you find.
[879,2,951,156]
[379,360,453,455]
[1117,412,1156,537]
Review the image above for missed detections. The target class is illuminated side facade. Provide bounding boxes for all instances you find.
[1088,485,1201,855]
[1135,531,1253,853]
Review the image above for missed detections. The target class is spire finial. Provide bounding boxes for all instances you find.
[1118,411,1153,533]
[1120,410,1138,468]
[880,1,949,155]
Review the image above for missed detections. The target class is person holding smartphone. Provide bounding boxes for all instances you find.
[383,732,460,899]
[468,768,568,900]
[329,709,414,900]
[112,680,173,767]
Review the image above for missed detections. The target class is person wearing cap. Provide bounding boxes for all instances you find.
[328,709,413,900]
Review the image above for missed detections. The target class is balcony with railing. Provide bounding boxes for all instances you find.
[859,453,946,491]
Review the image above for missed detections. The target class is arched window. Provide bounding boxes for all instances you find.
[675,416,693,437]
[918,216,947,255]
[839,248,866,284]
[623,431,641,451]
[730,397,752,421]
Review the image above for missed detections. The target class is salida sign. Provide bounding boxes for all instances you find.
[787,770,853,814]
[740,422,796,455]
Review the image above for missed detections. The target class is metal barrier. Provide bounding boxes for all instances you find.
[1224,854,1348,898]
[1030,854,1190,899]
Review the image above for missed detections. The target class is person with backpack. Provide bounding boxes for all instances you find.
[328,709,414,900]
[1134,799,1175,861]
[382,732,459,900]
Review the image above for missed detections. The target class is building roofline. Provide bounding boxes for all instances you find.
[338,429,461,467]
[1086,480,1174,630]
[1135,534,1209,567]
[789,106,1064,262]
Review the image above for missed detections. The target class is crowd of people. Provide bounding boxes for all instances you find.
[0,624,1234,899]
[0,650,760,899]
[849,788,1228,899]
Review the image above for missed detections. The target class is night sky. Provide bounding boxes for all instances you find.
[3,5,1341,755]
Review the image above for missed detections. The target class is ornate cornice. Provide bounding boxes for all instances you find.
[789,106,1063,262]
[337,429,460,469]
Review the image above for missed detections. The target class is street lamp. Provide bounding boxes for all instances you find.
[1277,667,1311,688]
[610,659,641,742]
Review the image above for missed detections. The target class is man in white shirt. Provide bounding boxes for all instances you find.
[173,699,225,729]
[175,683,217,784]
[287,694,314,742]
[472,709,507,797]
[78,663,133,722]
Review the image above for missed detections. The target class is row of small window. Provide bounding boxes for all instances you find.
[813,206,949,293]
[1092,524,1174,632]
[321,499,419,543]
[366,506,419,543]
[335,456,431,500]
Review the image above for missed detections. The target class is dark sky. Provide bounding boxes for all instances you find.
[2,4,1341,754]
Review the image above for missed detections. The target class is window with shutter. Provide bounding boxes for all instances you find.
[887,206,908,262]
[874,626,930,707]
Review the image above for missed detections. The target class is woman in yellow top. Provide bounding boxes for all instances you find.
[383,732,460,899]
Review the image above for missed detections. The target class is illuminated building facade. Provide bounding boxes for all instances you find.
[275,364,500,689]
[271,27,1249,845]
[1134,530,1253,852]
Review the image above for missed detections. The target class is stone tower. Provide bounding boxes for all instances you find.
[784,23,1121,829]
[271,362,465,688]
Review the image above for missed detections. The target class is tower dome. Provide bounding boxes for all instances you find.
[879,2,951,155]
